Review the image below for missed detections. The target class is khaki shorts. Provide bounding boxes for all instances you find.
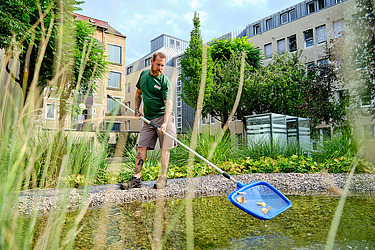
[138,116,177,150]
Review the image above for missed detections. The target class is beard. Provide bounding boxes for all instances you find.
[150,66,162,76]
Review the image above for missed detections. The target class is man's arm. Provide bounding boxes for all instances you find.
[159,99,173,133]
[135,88,143,117]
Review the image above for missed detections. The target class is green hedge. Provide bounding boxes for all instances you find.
[112,155,374,183]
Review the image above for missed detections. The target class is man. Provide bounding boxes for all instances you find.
[120,52,177,190]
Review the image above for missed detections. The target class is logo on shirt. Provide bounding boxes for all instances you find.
[154,85,161,90]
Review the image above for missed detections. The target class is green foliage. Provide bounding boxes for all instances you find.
[206,50,251,125]
[74,19,108,97]
[0,0,79,100]
[24,131,108,189]
[210,37,261,68]
[180,12,214,113]
[119,148,161,182]
[311,129,358,162]
[169,129,234,167]
[222,155,373,175]
[245,51,344,129]
[207,37,261,125]
[235,139,304,160]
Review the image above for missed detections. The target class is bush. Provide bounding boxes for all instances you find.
[311,129,358,162]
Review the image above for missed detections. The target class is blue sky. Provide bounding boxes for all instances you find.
[76,0,303,65]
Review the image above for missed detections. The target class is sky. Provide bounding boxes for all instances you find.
[76,0,303,65]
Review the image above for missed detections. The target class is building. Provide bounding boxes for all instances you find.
[126,0,374,140]
[43,13,127,132]
[202,0,347,138]
[125,34,190,132]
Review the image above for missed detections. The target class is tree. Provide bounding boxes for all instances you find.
[0,0,107,127]
[207,37,261,126]
[244,51,344,130]
[57,19,107,129]
[180,11,213,114]
[1,0,69,100]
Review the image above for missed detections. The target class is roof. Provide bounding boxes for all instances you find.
[128,46,184,71]
[72,13,126,38]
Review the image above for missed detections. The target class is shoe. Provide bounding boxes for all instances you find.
[120,176,142,190]
[153,176,167,189]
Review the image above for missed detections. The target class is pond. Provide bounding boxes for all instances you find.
[38,195,375,249]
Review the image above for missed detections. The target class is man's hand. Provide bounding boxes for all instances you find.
[135,110,143,119]
[158,123,167,134]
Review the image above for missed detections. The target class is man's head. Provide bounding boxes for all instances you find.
[150,52,166,76]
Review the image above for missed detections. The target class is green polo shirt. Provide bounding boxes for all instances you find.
[136,69,173,120]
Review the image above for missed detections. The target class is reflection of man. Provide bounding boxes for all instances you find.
[151,198,169,249]
[120,52,176,190]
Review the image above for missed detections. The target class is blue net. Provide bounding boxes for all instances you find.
[228,181,291,220]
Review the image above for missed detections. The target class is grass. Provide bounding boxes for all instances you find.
[0,4,110,248]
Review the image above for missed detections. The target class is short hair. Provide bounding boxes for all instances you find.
[152,52,167,61]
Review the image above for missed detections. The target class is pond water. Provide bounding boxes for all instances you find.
[42,195,375,249]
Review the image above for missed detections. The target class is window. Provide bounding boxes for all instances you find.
[304,29,314,47]
[126,66,133,75]
[264,43,272,59]
[288,35,297,52]
[289,9,296,21]
[318,59,328,67]
[333,19,345,38]
[126,120,131,131]
[266,18,273,30]
[317,59,329,76]
[126,82,131,93]
[201,115,207,125]
[107,44,121,64]
[107,97,121,115]
[360,94,372,107]
[307,1,315,14]
[277,39,286,53]
[305,61,315,68]
[253,24,260,35]
[281,13,288,24]
[335,0,343,3]
[124,101,130,112]
[210,115,215,124]
[316,25,326,44]
[106,122,121,131]
[145,57,151,67]
[46,103,55,119]
[170,39,175,47]
[176,41,181,49]
[318,0,325,10]
[107,71,121,89]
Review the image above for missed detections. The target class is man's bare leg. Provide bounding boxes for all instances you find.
[154,149,170,189]
[120,147,147,190]
[134,147,147,178]
[160,149,170,177]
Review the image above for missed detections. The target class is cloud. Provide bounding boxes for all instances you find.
[189,0,203,9]
[230,0,267,7]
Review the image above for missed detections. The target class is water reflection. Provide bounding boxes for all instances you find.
[66,195,375,249]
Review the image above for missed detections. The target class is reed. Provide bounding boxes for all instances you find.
[0,4,108,249]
